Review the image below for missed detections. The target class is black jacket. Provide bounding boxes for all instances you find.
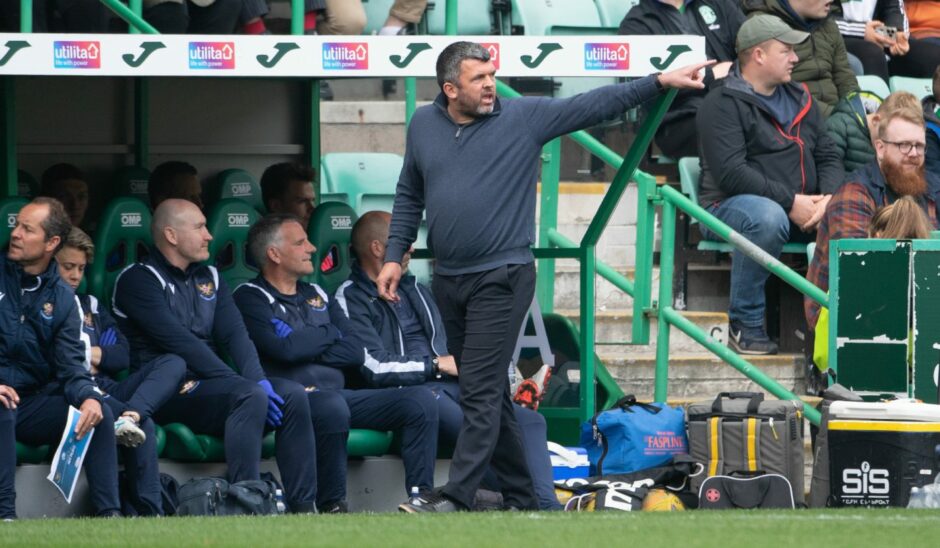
[619,0,745,124]
[697,66,844,210]
[331,262,448,388]
[0,256,100,406]
[77,293,130,378]
[113,247,265,382]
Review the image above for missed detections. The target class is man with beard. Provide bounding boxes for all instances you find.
[806,101,938,330]
[378,41,713,513]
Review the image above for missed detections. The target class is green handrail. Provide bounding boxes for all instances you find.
[660,185,828,307]
[100,0,159,34]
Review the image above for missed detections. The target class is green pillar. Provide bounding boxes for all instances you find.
[1,78,15,198]
[536,139,561,313]
[404,77,417,127]
[579,244,597,421]
[654,199,676,401]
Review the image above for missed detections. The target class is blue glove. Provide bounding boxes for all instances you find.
[99,327,118,347]
[257,379,284,428]
[270,318,293,339]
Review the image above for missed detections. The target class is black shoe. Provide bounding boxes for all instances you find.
[290,501,317,514]
[728,322,778,355]
[399,491,463,513]
[320,500,348,514]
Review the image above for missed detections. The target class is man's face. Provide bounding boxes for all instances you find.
[446,58,497,119]
[170,174,204,210]
[877,118,927,195]
[272,180,316,226]
[171,208,213,264]
[51,179,89,227]
[56,246,87,290]
[760,40,799,86]
[275,221,316,278]
[8,204,57,267]
[788,0,832,20]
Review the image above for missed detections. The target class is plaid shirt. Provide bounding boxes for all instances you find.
[805,182,939,329]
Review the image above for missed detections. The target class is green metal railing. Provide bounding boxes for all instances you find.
[6,0,825,426]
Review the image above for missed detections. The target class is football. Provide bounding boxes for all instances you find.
[642,488,686,511]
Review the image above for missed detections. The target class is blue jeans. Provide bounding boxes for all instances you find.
[701,194,813,328]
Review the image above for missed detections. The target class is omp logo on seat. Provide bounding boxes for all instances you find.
[228,213,251,227]
[6,213,16,228]
[120,212,142,227]
[129,181,147,194]
[330,216,352,229]
[230,182,252,196]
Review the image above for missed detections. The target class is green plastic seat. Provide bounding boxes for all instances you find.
[510,0,603,35]
[856,75,890,99]
[16,170,38,199]
[306,201,358,295]
[595,0,639,27]
[112,166,151,205]
[426,0,493,34]
[348,429,393,457]
[87,197,153,309]
[678,157,806,254]
[206,199,262,289]
[361,0,395,35]
[16,442,50,465]
[0,197,28,250]
[888,76,932,100]
[321,153,404,215]
[208,169,264,213]
[320,193,349,206]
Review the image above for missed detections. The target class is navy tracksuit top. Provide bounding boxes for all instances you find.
[112,247,265,382]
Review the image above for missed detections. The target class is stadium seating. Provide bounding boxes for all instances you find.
[509,0,604,35]
[362,0,396,35]
[856,75,890,99]
[207,169,265,213]
[307,201,358,295]
[86,197,153,309]
[426,0,494,35]
[595,0,638,27]
[112,166,151,205]
[15,443,50,465]
[0,196,28,250]
[888,76,933,100]
[321,152,403,215]
[206,199,262,289]
[678,157,807,253]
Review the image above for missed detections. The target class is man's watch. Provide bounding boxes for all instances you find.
[431,357,441,377]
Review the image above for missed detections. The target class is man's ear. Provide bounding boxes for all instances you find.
[43,235,61,254]
[164,226,178,247]
[370,240,386,260]
[443,81,459,101]
[267,245,281,266]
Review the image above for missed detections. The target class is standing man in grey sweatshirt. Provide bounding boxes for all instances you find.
[381,41,712,513]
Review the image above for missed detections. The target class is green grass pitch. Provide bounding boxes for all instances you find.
[2,510,940,547]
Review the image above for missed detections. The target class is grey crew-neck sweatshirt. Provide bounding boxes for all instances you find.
[386,75,661,276]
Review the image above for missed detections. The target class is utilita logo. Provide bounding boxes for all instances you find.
[481,43,500,69]
[584,43,629,70]
[189,42,235,70]
[54,41,100,69]
[322,43,368,70]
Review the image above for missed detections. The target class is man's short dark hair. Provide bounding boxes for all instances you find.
[30,196,71,253]
[260,162,316,211]
[436,41,491,91]
[39,163,85,196]
[149,161,198,208]
[247,212,305,268]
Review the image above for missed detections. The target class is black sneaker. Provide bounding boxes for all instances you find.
[320,500,348,514]
[398,491,463,513]
[728,322,778,355]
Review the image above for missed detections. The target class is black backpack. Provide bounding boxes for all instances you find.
[177,477,283,516]
[698,473,796,510]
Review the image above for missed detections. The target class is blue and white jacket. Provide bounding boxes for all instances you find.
[0,256,101,406]
[76,294,130,378]
[233,275,364,391]
[331,262,448,388]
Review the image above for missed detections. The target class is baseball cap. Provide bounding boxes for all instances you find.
[736,14,810,53]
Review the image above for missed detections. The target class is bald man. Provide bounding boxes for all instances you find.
[112,199,319,513]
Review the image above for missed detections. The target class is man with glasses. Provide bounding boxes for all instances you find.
[806,94,939,330]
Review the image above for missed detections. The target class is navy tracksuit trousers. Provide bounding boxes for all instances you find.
[0,391,122,519]
[149,355,318,513]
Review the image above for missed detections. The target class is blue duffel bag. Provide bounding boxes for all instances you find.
[580,395,688,475]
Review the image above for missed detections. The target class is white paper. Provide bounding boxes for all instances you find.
[46,406,95,504]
